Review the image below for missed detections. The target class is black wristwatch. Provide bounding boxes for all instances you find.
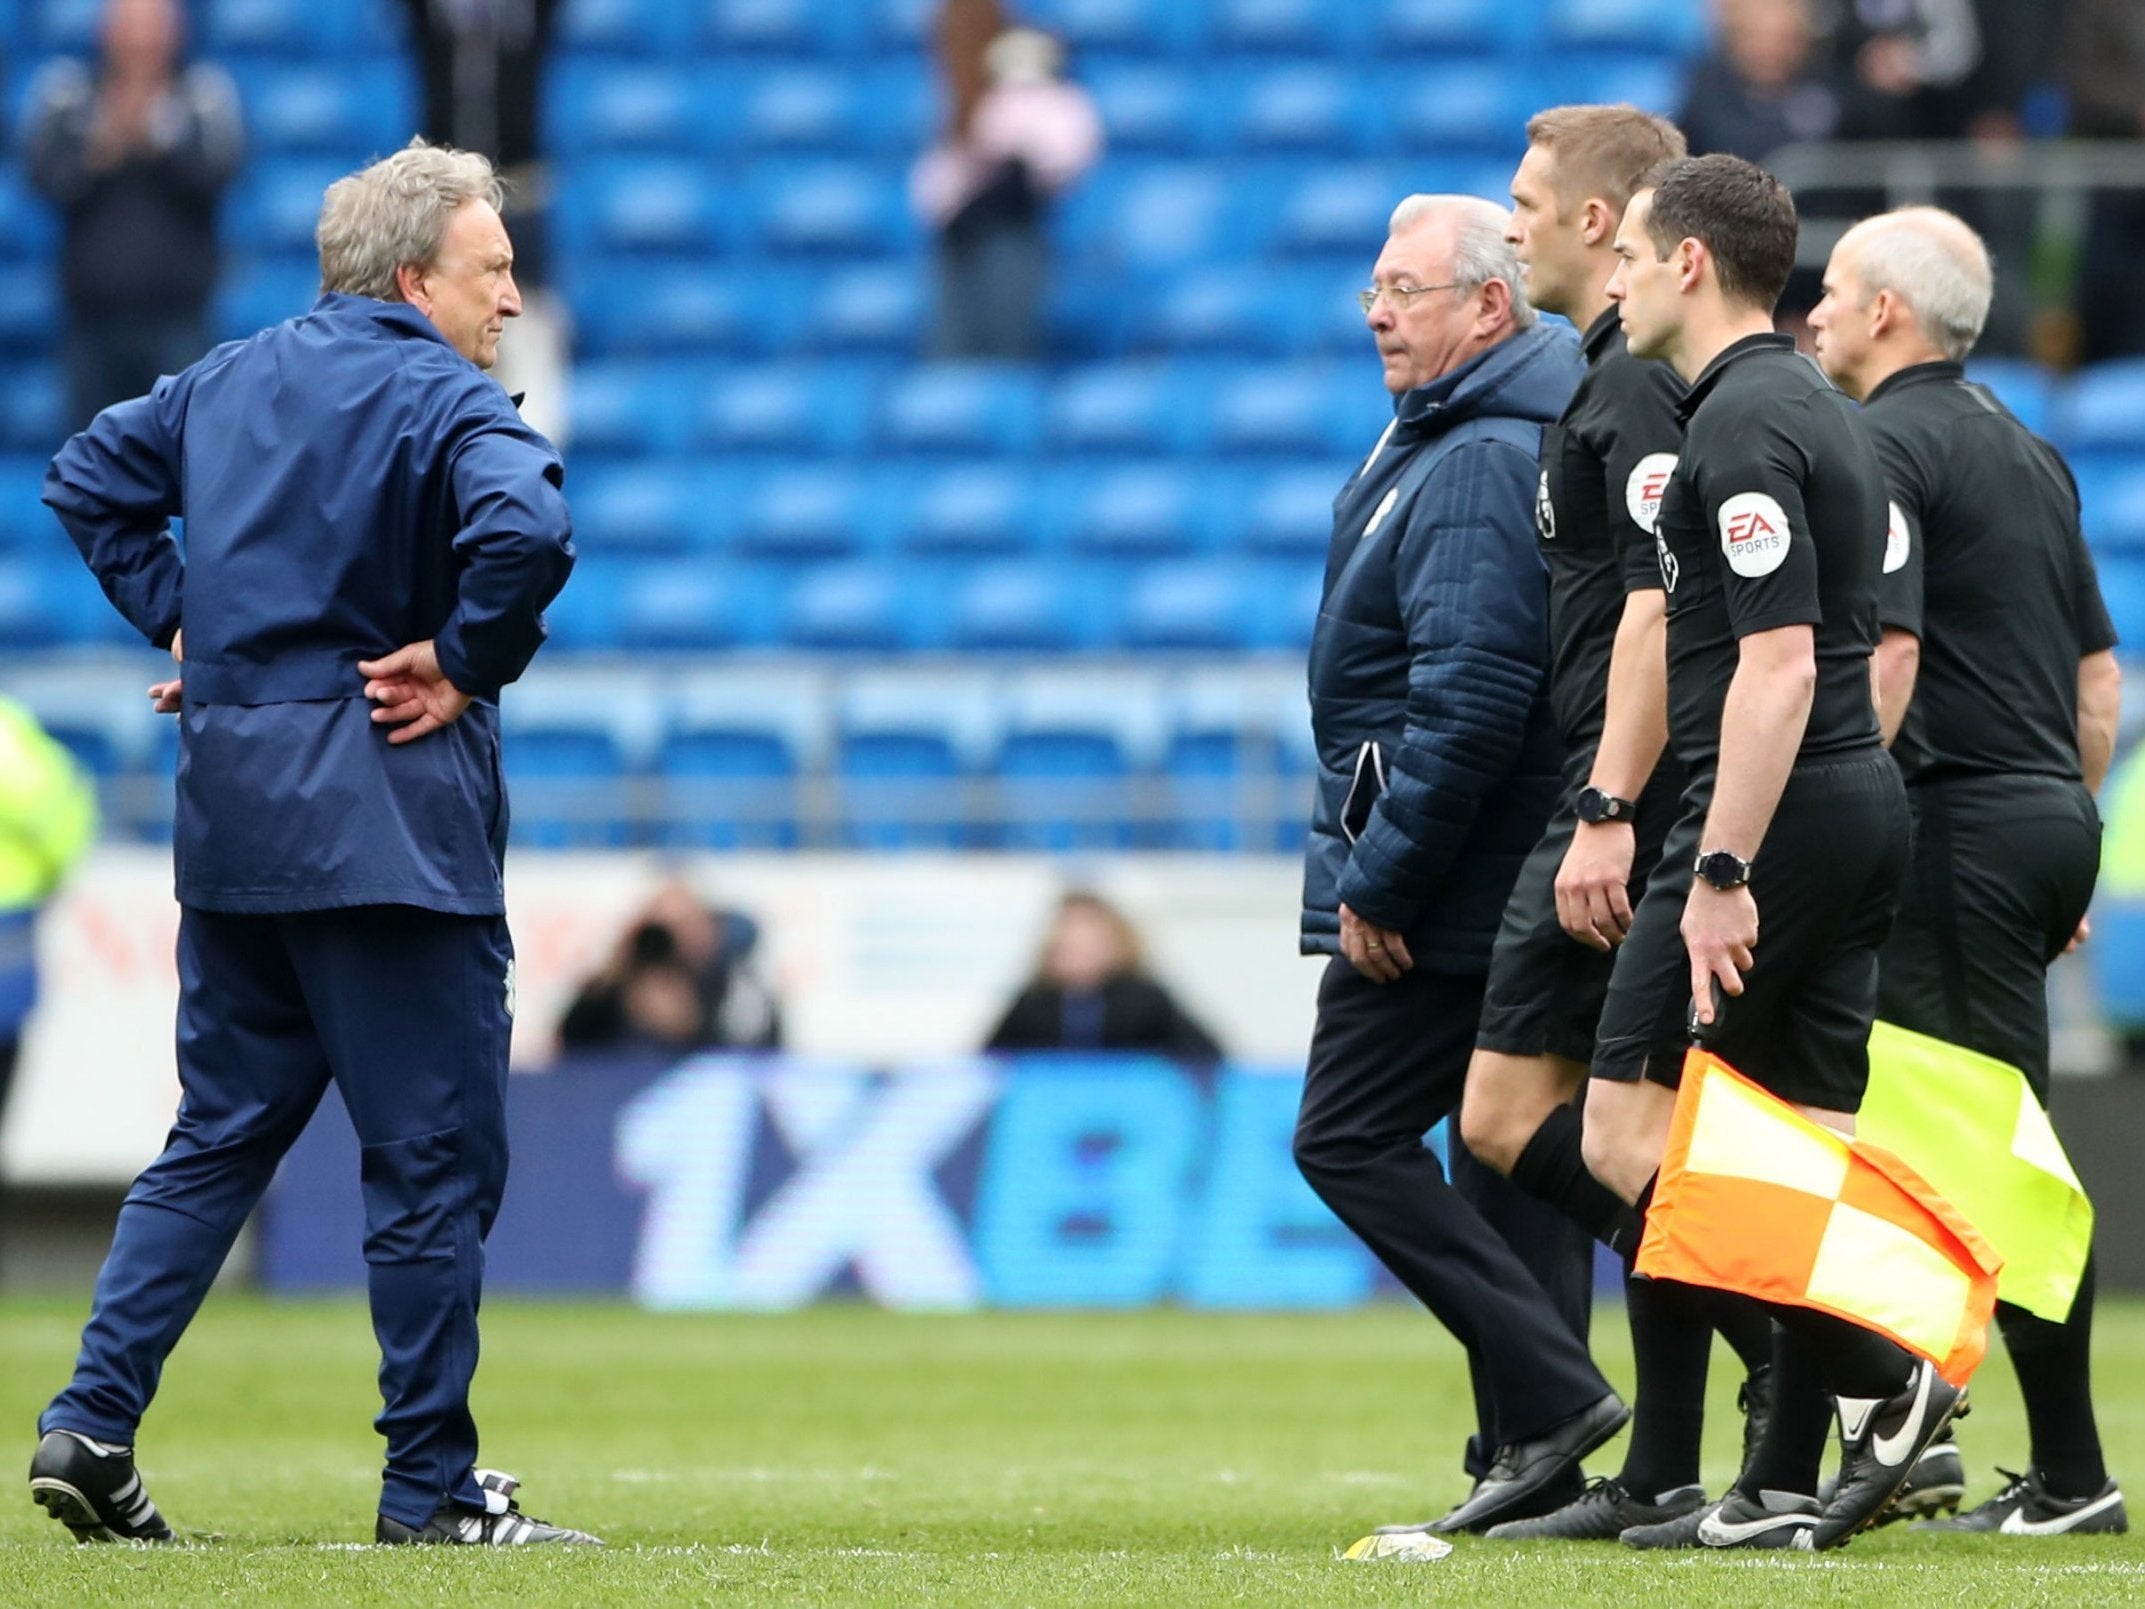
[1575,786,1636,825]
[1694,849,1754,891]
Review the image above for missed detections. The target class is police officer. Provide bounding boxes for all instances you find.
[1458,105,1778,1544]
[1811,205,2128,1537]
[1590,155,1942,1553]
[1296,193,1628,1537]
[29,141,592,1547]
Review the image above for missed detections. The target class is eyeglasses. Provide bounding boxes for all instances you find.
[1357,282,1463,312]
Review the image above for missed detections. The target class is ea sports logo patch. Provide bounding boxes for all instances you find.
[1535,469,1555,540]
[1884,501,1911,574]
[1625,453,1678,534]
[1718,491,1791,578]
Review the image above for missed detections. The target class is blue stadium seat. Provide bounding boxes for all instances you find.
[570,267,777,357]
[0,367,64,456]
[1116,560,1259,650]
[794,265,925,357]
[534,559,623,650]
[556,0,692,54]
[553,159,730,258]
[1087,64,1213,156]
[2090,900,2145,1026]
[731,466,880,559]
[232,160,352,257]
[698,0,863,55]
[1025,0,1206,56]
[1243,465,1340,555]
[1540,51,1687,118]
[834,673,998,848]
[203,0,401,54]
[1545,0,1702,51]
[2089,555,2145,646]
[1966,359,2055,438]
[784,562,918,651]
[0,172,58,264]
[1224,67,1382,155]
[2068,360,2145,452]
[569,463,715,556]
[867,0,935,49]
[746,163,913,256]
[234,61,413,156]
[26,0,100,52]
[1376,0,1518,53]
[614,559,770,650]
[0,559,76,647]
[1131,272,1324,357]
[694,364,875,455]
[1159,671,1302,850]
[501,685,650,848]
[2074,461,2145,554]
[545,62,716,155]
[0,457,51,553]
[1258,560,1327,652]
[1063,163,1254,270]
[945,562,1089,651]
[1205,362,1382,458]
[1388,63,1529,155]
[894,466,1038,557]
[215,258,321,343]
[878,364,1045,455]
[1059,464,1211,556]
[1271,164,1409,257]
[567,362,699,458]
[996,673,1156,849]
[658,673,825,850]
[1044,362,1202,457]
[1212,0,1373,55]
[726,65,928,156]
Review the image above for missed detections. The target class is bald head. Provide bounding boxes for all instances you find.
[1812,206,1993,397]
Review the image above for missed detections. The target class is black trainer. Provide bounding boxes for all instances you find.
[1620,1499,1716,1550]
[1696,1488,1819,1550]
[1485,1476,1707,1541]
[375,1469,602,1546]
[27,1429,175,1544]
[1373,1463,1584,1537]
[1814,1359,1965,1550]
[1422,1393,1632,1535]
[1912,1468,2128,1536]
[1818,1429,1965,1525]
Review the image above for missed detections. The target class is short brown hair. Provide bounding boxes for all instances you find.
[1524,104,1687,216]
[1643,154,1799,315]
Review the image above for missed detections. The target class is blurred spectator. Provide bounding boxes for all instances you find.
[985,892,1222,1063]
[398,0,569,443]
[1679,0,1851,163]
[2060,0,2145,364]
[1823,0,2047,141]
[0,699,98,1165]
[912,14,1103,361]
[21,0,243,433]
[558,880,781,1056]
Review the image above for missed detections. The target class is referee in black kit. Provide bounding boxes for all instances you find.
[1585,155,1950,1553]
[1812,206,2128,1537]
[1455,105,1776,1542]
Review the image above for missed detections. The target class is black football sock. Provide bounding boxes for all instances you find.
[1997,1254,2108,1499]
[1617,1273,1712,1498]
[1766,1301,1915,1401]
[1733,1326,1833,1501]
[1701,1288,1777,1376]
[1510,1103,1642,1255]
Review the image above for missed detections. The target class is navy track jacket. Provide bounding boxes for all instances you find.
[46,293,575,916]
[1300,323,1580,971]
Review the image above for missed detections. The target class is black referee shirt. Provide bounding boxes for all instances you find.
[1868,361,2118,786]
[1536,307,1687,750]
[1653,332,1888,783]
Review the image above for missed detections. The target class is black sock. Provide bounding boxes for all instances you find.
[1701,1289,1777,1376]
[1734,1326,1833,1501]
[1766,1301,1915,1400]
[1997,1255,2107,1498]
[1617,1275,1712,1498]
[1509,1103,1642,1254]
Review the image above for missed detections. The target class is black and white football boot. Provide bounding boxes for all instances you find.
[375,1469,602,1546]
[1913,1467,2128,1536]
[28,1429,175,1544]
[1814,1358,1965,1550]
[1696,1488,1820,1550]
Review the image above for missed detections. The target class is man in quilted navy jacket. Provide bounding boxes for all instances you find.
[28,141,592,1548]
[1295,193,1626,1537]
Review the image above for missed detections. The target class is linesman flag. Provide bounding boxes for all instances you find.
[1637,1049,2001,1387]
[1859,1021,2094,1324]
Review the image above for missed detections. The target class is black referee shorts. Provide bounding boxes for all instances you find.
[1879,773,2100,1102]
[1591,748,1910,1112]
[1476,750,1685,1065]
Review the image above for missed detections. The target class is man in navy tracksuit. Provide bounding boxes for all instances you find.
[1295,193,1627,1537]
[28,141,588,1547]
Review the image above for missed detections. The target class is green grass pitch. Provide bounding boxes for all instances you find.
[2,1294,2143,1604]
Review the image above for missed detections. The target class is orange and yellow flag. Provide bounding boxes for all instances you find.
[1635,1048,2002,1387]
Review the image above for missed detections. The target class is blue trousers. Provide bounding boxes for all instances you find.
[42,905,514,1529]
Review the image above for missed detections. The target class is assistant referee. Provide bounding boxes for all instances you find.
[1812,205,2127,1538]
